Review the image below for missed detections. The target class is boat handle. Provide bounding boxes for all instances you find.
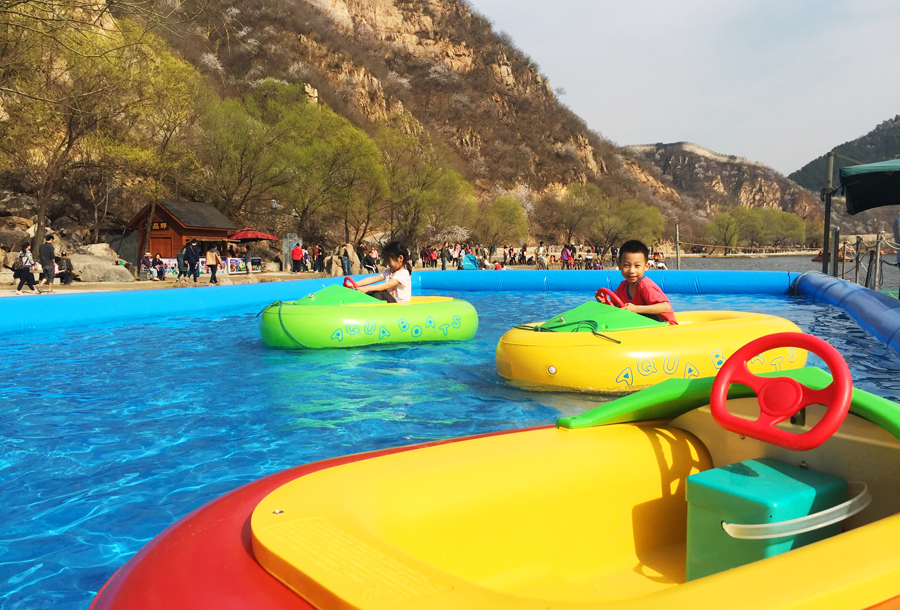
[722,481,871,540]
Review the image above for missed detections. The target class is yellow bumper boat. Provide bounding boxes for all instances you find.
[249,334,900,610]
[496,300,806,393]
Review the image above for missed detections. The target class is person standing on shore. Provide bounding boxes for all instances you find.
[206,245,221,285]
[13,242,38,294]
[316,245,325,273]
[341,244,352,276]
[37,234,55,293]
[176,245,188,283]
[186,239,201,283]
[291,242,303,274]
[244,244,253,274]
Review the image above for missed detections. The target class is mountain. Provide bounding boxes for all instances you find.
[790,116,900,190]
[626,142,820,224]
[789,116,900,234]
[164,0,611,188]
[158,0,703,225]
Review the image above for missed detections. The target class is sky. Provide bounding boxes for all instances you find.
[468,0,900,175]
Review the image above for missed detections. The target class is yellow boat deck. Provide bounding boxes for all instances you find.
[251,408,900,609]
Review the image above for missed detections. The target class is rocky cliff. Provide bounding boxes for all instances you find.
[627,142,820,219]
[167,0,615,189]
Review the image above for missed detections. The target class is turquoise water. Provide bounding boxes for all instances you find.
[1,289,900,609]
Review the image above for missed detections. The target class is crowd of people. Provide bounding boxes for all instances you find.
[10,235,79,295]
[137,241,265,285]
[403,242,669,272]
[290,243,330,274]
[9,233,672,296]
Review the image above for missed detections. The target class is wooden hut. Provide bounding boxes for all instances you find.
[127,200,236,258]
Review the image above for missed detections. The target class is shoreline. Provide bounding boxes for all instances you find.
[0,255,827,298]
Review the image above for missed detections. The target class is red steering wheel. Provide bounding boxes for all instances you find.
[710,332,852,451]
[343,276,358,289]
[595,287,625,308]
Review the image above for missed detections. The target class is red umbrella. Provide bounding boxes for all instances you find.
[228,228,280,241]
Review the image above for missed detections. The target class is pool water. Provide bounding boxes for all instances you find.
[2,289,900,609]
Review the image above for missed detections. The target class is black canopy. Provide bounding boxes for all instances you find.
[839,160,900,215]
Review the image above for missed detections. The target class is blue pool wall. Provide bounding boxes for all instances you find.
[794,272,900,355]
[412,269,800,294]
[1,270,800,335]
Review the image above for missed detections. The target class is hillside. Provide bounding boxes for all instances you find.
[789,116,900,234]
[157,0,700,225]
[790,116,900,190]
[163,0,608,187]
[626,142,820,219]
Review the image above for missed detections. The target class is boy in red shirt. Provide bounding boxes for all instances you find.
[598,239,677,324]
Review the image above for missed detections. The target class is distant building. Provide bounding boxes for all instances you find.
[127,199,236,258]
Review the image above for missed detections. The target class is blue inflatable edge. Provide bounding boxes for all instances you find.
[793,272,900,356]
[0,270,799,335]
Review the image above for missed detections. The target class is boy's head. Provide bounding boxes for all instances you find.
[618,239,651,284]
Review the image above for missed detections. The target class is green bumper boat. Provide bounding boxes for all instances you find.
[259,284,479,348]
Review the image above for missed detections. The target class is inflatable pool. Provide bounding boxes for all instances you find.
[496,298,806,392]
[88,333,900,609]
[259,284,478,348]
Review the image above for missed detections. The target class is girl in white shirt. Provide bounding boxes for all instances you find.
[351,241,412,303]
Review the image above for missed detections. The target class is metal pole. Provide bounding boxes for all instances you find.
[875,232,884,289]
[675,224,681,270]
[855,236,862,285]
[830,226,840,277]
[822,151,835,275]
[841,241,846,279]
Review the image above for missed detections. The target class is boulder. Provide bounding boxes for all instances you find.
[0,191,36,218]
[54,216,89,245]
[68,254,134,282]
[0,216,33,231]
[0,228,28,251]
[79,243,119,258]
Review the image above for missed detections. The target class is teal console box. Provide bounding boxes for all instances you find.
[686,458,846,580]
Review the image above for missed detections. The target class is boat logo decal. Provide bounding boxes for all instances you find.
[346,323,360,336]
[750,353,765,365]
[425,316,436,329]
[330,328,344,343]
[663,356,679,375]
[616,367,634,386]
[364,321,377,335]
[637,358,657,376]
[451,315,461,329]
[398,318,410,332]
[379,326,391,340]
[439,323,450,336]
[710,350,725,369]
[683,361,699,378]
[770,356,784,371]
[411,325,423,338]
[786,347,797,363]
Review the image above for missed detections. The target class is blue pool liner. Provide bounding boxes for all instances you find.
[794,272,900,355]
[413,269,800,294]
[1,270,800,335]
